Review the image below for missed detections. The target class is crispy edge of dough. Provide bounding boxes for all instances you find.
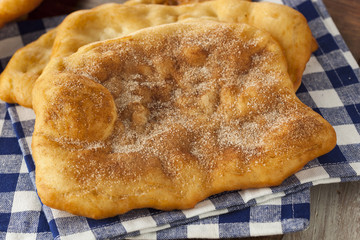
[0,0,43,27]
[0,29,56,108]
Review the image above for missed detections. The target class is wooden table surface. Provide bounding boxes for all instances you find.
[27,0,360,239]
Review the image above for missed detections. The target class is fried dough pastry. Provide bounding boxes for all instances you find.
[0,0,43,27]
[0,0,316,108]
[32,21,335,219]
[0,29,56,105]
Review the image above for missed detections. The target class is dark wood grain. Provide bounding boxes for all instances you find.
[24,1,360,240]
[322,0,360,64]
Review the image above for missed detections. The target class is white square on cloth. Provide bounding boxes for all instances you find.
[15,106,35,122]
[52,208,77,219]
[350,162,360,175]
[249,222,282,236]
[303,56,324,74]
[61,231,96,240]
[343,51,359,70]
[240,188,273,203]
[333,124,360,145]
[183,199,216,218]
[0,118,4,134]
[323,17,340,36]
[0,36,23,58]
[187,224,219,238]
[309,89,343,108]
[11,191,42,212]
[19,158,29,174]
[295,166,330,184]
[5,232,37,240]
[122,215,157,233]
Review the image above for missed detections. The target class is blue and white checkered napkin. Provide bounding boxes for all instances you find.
[1,0,360,239]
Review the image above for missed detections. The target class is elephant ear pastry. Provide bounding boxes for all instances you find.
[0,0,43,27]
[0,0,316,108]
[32,20,335,219]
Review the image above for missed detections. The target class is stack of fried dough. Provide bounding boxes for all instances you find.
[0,0,336,219]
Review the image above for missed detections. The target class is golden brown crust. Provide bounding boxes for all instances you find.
[0,0,43,27]
[0,0,316,108]
[32,21,335,219]
[0,29,56,108]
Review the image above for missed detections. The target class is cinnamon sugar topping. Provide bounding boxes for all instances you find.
[55,22,307,179]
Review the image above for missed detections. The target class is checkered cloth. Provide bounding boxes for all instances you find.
[1,0,360,239]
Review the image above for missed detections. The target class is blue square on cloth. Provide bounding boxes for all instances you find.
[281,203,310,220]
[11,122,25,139]
[24,155,35,173]
[48,220,60,238]
[37,211,51,233]
[296,1,319,21]
[17,20,45,36]
[0,213,11,231]
[335,66,359,86]
[318,146,347,164]
[219,207,250,223]
[345,104,360,124]
[316,34,339,54]
[326,68,356,89]
[17,20,47,45]
[0,173,19,192]
[0,138,21,155]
